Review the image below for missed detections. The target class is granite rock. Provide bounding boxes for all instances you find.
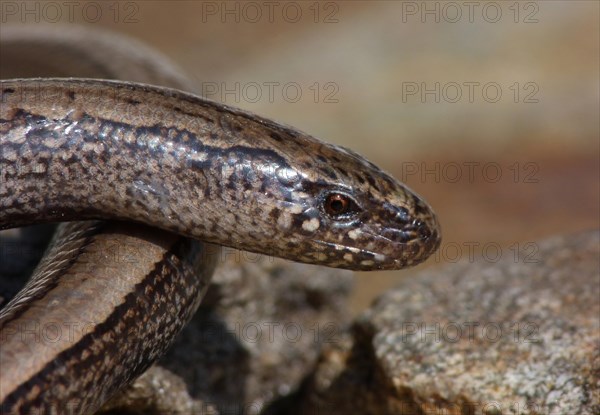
[295,231,599,415]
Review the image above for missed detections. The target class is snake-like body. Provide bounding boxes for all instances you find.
[0,26,440,414]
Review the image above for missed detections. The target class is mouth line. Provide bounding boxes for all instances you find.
[360,227,423,245]
[360,228,396,244]
[312,239,389,262]
[311,237,439,270]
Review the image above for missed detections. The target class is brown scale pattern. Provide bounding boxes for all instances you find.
[1,79,440,270]
[0,222,216,414]
[0,25,440,414]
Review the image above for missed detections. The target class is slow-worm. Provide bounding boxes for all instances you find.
[0,26,440,414]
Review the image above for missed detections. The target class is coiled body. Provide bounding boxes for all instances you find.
[0,26,440,414]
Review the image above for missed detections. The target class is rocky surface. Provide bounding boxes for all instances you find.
[98,366,215,415]
[99,249,353,414]
[295,230,599,415]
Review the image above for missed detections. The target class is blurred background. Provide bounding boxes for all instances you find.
[2,1,598,312]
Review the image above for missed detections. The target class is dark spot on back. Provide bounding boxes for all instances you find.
[269,208,281,222]
[174,106,214,123]
[284,128,298,138]
[270,132,283,142]
[366,175,377,189]
[383,176,395,189]
[125,98,141,105]
[67,90,75,100]
[323,169,337,180]
[226,174,237,191]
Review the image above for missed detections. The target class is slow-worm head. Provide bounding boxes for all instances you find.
[1,79,440,271]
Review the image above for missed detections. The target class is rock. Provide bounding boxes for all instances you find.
[97,366,217,415]
[296,230,599,415]
[100,248,354,414]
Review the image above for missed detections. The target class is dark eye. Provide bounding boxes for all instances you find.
[323,192,359,219]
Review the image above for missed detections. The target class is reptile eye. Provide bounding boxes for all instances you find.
[323,192,359,219]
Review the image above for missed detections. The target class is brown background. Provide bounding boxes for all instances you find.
[3,1,598,312]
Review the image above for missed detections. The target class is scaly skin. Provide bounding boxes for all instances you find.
[1,79,439,271]
[0,25,440,415]
[0,221,216,413]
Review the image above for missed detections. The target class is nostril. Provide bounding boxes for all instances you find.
[383,207,435,244]
[417,222,431,240]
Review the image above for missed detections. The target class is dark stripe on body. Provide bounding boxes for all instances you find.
[1,237,197,414]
